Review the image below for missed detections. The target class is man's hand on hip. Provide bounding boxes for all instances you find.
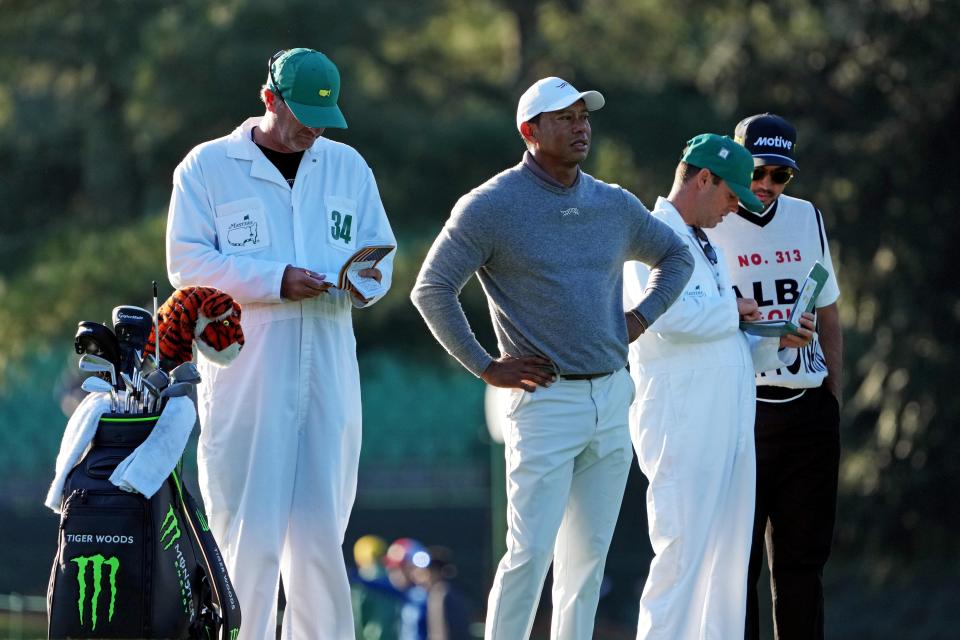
[625,311,647,343]
[481,356,556,392]
[280,265,332,301]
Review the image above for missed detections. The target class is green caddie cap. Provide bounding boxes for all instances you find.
[682,133,764,212]
[270,48,347,129]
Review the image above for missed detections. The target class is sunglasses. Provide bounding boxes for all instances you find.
[268,49,288,102]
[752,166,794,185]
[691,226,718,265]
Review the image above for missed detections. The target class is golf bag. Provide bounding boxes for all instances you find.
[47,413,241,639]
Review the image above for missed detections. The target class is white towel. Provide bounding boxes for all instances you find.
[109,396,197,498]
[45,392,113,513]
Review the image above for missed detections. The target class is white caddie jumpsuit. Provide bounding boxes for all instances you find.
[167,118,395,640]
[623,198,786,640]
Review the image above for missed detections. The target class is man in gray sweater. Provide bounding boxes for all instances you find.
[411,77,693,640]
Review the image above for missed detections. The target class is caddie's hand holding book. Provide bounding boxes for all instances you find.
[335,245,395,301]
[740,262,830,337]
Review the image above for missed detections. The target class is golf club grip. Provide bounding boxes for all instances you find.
[172,473,242,639]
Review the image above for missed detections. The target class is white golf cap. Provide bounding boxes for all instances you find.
[516,77,605,132]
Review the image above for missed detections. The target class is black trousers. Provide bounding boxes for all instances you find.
[745,385,841,640]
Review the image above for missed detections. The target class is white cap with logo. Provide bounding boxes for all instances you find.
[516,77,605,132]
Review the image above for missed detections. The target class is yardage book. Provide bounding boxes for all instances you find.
[739,261,830,337]
[335,244,395,300]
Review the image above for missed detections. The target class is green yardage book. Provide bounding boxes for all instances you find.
[739,262,830,337]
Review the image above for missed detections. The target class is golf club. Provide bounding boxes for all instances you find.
[81,376,113,394]
[74,321,121,369]
[169,362,201,386]
[113,305,153,379]
[159,381,192,398]
[78,353,117,387]
[137,351,157,407]
[140,351,158,377]
[157,381,193,411]
[132,351,144,404]
[121,372,138,413]
[145,368,170,391]
[152,281,159,361]
[142,369,169,413]
[81,376,117,411]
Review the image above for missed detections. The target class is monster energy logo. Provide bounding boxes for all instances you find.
[71,554,119,631]
[196,508,209,532]
[230,628,239,640]
[161,504,182,550]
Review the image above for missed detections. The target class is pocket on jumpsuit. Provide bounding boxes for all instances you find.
[640,371,693,582]
[194,362,230,453]
[646,480,684,582]
[193,361,238,518]
[214,197,271,256]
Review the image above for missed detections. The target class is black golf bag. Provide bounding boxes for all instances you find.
[47,412,241,639]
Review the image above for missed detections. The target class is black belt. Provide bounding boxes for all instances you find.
[757,386,807,402]
[560,372,612,381]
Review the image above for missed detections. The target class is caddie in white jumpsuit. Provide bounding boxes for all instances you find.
[624,134,812,639]
[166,49,395,640]
[412,78,694,640]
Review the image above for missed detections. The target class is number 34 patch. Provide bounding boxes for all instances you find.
[326,196,357,251]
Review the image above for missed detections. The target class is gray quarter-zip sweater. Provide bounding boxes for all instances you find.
[411,156,694,376]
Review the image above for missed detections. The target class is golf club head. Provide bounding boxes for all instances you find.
[159,381,192,399]
[139,353,158,378]
[80,375,118,412]
[145,369,169,392]
[157,381,193,412]
[81,376,113,394]
[121,372,137,394]
[74,321,121,369]
[169,362,201,385]
[78,353,117,387]
[142,369,169,413]
[113,305,153,378]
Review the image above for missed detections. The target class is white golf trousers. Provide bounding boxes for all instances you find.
[485,369,634,640]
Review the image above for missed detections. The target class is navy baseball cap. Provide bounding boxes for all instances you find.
[734,113,798,170]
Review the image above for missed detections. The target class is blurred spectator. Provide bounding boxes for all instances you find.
[413,546,473,640]
[385,538,429,640]
[351,535,405,640]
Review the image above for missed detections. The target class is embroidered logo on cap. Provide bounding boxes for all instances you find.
[753,135,793,150]
[318,89,332,97]
[718,148,730,159]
